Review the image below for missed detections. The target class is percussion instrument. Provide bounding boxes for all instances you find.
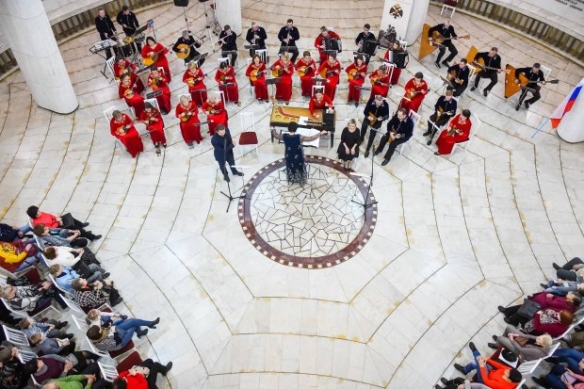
[134,33,146,44]
[89,39,117,54]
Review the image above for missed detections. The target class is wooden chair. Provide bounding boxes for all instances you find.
[238,112,259,159]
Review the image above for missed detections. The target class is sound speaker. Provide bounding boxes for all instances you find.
[174,0,189,6]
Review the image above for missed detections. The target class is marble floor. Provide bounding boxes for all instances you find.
[1,1,584,388]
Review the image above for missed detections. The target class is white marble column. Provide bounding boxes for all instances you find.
[557,78,584,143]
[0,0,78,114]
[380,0,430,45]
[215,0,242,36]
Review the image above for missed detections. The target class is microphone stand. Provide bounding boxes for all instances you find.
[220,133,245,213]
[351,130,377,213]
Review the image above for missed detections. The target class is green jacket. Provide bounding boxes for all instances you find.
[48,375,92,389]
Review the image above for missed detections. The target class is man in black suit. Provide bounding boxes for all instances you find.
[211,125,244,182]
[374,108,414,166]
[95,8,117,59]
[245,22,267,57]
[277,19,300,63]
[219,25,238,66]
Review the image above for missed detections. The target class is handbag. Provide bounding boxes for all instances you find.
[517,299,541,319]
[60,213,76,229]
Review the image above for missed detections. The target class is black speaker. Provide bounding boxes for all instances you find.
[174,0,189,6]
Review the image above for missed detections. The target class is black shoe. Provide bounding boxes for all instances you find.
[92,235,102,241]
[423,131,431,136]
[81,222,90,228]
[531,376,548,387]
[223,174,230,182]
[440,377,449,385]
[552,263,561,270]
[483,88,489,97]
[233,171,244,177]
[442,60,449,67]
[524,101,531,109]
[65,333,75,340]
[103,272,110,279]
[427,140,432,146]
[503,317,513,325]
[435,385,442,389]
[492,335,498,341]
[121,315,128,320]
[56,321,68,330]
[574,326,584,333]
[497,306,506,314]
[163,144,167,148]
[434,61,441,69]
[354,102,358,107]
[381,159,389,166]
[364,150,369,158]
[163,362,173,376]
[150,317,160,329]
[470,86,476,92]
[540,283,548,288]
[188,142,194,149]
[515,104,520,111]
[468,342,477,353]
[137,328,148,338]
[454,363,466,374]
[487,342,497,349]
[374,150,381,156]
[112,297,123,306]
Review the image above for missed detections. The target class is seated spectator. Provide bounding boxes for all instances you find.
[27,206,101,242]
[33,224,89,248]
[435,378,490,389]
[550,347,584,373]
[23,352,102,385]
[0,223,32,242]
[30,332,76,357]
[113,358,173,389]
[488,326,552,361]
[0,280,67,312]
[497,291,581,326]
[85,308,127,327]
[49,264,108,292]
[41,374,96,389]
[43,246,102,269]
[519,309,573,338]
[541,280,584,296]
[554,258,584,282]
[532,361,584,389]
[0,240,41,272]
[0,341,27,389]
[71,278,123,309]
[454,342,522,389]
[19,317,71,341]
[86,315,160,352]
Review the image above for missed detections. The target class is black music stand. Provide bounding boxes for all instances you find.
[266,77,281,102]
[220,135,246,213]
[244,44,259,50]
[221,50,238,65]
[191,52,208,66]
[279,46,296,53]
[146,90,162,99]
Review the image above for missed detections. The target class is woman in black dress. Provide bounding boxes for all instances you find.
[337,119,360,171]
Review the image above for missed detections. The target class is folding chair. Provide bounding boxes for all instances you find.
[99,361,120,382]
[61,296,86,318]
[2,325,32,349]
[238,112,259,159]
[312,85,325,97]
[106,56,117,84]
[255,49,268,64]
[1,297,59,319]
[451,113,481,159]
[517,358,542,376]
[16,348,38,363]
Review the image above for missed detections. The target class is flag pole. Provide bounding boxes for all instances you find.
[531,117,550,139]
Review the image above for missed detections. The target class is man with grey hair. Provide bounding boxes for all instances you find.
[245,22,267,57]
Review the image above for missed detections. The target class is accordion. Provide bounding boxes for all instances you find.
[393,51,409,69]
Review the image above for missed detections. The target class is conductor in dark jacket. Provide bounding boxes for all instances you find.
[95,8,117,59]
[374,108,414,166]
[211,125,244,182]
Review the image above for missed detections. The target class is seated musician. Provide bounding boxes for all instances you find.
[245,22,267,57]
[434,109,472,155]
[424,89,457,145]
[278,19,300,63]
[295,51,317,99]
[147,67,171,114]
[346,55,368,106]
[400,72,428,113]
[368,65,390,101]
[446,58,470,97]
[139,102,167,151]
[317,53,342,100]
[361,95,390,158]
[384,41,407,85]
[215,61,240,106]
[142,37,171,82]
[374,108,414,166]
[172,30,204,66]
[202,94,228,136]
[428,19,459,68]
[471,47,502,96]
[355,23,376,64]
[308,91,333,119]
[271,54,294,104]
[219,25,237,66]
[175,95,202,148]
[314,26,341,63]
[515,63,546,110]
[118,74,145,118]
[113,58,144,93]
[182,61,207,107]
[245,54,269,102]
[109,110,144,158]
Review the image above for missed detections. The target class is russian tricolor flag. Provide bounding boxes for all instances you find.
[551,79,584,129]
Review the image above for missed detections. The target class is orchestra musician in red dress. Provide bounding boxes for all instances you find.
[175,95,202,148]
[202,94,228,136]
[317,53,342,100]
[147,67,171,114]
[400,72,429,113]
[245,54,269,102]
[308,90,333,118]
[346,54,368,105]
[118,74,145,118]
[110,110,144,158]
[141,36,171,82]
[215,62,240,105]
[271,54,294,103]
[295,51,317,98]
[368,65,391,100]
[113,57,145,93]
[435,109,472,155]
[314,26,341,63]
[139,102,167,149]
[182,62,207,107]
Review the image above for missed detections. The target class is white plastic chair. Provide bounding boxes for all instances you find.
[1,297,59,319]
[312,85,325,97]
[106,56,117,84]
[440,0,458,17]
[2,325,32,349]
[16,348,37,363]
[99,361,119,382]
[238,112,259,159]
[540,64,552,79]
[255,49,268,64]
[397,111,420,155]
[48,274,74,299]
[451,113,480,159]
[217,57,229,68]
[61,296,86,318]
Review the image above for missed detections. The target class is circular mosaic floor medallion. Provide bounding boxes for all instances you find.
[238,156,378,269]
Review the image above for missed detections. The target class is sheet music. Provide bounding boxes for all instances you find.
[298,116,309,126]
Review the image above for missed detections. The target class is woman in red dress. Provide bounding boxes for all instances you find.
[317,53,342,100]
[113,57,145,93]
[110,111,144,158]
[118,74,145,118]
[202,94,228,136]
[271,54,294,103]
[345,55,368,105]
[175,95,202,148]
[141,37,171,82]
[215,62,240,105]
[308,91,333,118]
[245,54,269,102]
[368,65,390,100]
[295,51,317,98]
[182,62,207,107]
[147,67,171,114]
[139,102,166,150]
[435,109,472,155]
[400,72,429,113]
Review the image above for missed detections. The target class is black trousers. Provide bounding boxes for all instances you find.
[141,359,166,389]
[279,46,299,63]
[436,41,458,63]
[427,114,451,141]
[500,304,531,326]
[474,70,498,91]
[359,121,382,147]
[518,86,542,106]
[556,257,584,281]
[217,153,237,177]
[222,50,237,66]
[452,82,467,97]
[376,135,408,161]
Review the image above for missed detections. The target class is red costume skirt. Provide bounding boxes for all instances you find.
[189,84,207,107]
[348,79,364,102]
[300,76,313,97]
[146,122,166,145]
[275,78,292,101]
[219,83,239,103]
[180,117,202,144]
[252,78,269,101]
[116,128,144,158]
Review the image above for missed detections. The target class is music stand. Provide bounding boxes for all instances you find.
[266,77,281,102]
[324,50,338,56]
[244,44,259,50]
[221,50,238,65]
[351,131,377,212]
[221,165,247,213]
[191,52,208,66]
[280,46,296,52]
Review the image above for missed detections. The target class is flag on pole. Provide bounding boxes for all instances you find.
[551,79,584,129]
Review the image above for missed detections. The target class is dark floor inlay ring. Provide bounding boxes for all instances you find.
[238,156,377,269]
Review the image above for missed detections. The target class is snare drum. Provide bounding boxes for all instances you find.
[115,40,133,58]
